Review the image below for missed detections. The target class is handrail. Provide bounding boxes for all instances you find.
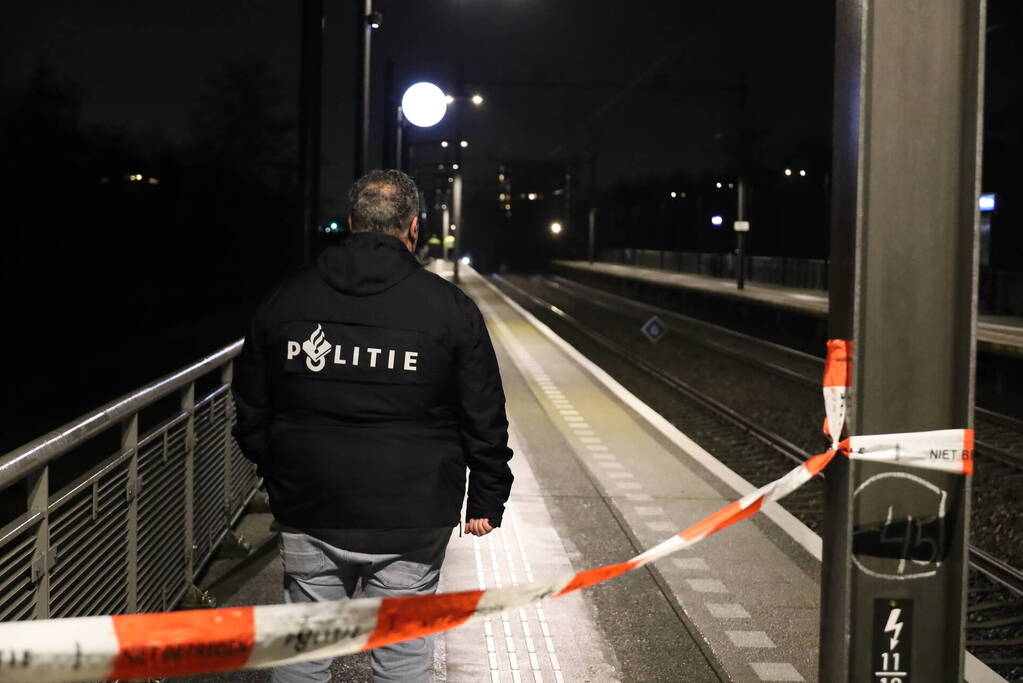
[0,339,244,490]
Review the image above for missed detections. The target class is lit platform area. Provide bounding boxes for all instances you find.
[554,260,1023,357]
[188,267,837,682]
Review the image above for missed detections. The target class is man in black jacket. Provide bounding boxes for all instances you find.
[232,169,514,682]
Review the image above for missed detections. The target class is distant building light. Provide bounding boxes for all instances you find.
[550,222,563,235]
[441,203,448,210]
[459,140,469,148]
[471,94,484,106]
[499,193,506,201]
[715,182,722,189]
[498,173,505,182]
[147,177,159,185]
[504,203,512,210]
[681,192,686,198]
[527,192,537,201]
[448,177,454,183]
[670,191,677,198]
[441,140,449,148]
[452,163,460,170]
[711,215,724,226]
[449,224,457,231]
[979,194,996,212]
[727,183,734,188]
[799,169,807,177]
[330,221,338,229]
[784,168,793,176]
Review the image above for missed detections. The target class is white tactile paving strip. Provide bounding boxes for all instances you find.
[470,273,816,683]
[438,424,620,682]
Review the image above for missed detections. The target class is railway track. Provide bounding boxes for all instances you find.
[490,272,1023,680]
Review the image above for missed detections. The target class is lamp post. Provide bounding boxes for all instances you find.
[395,82,448,172]
[298,0,324,265]
[354,0,381,179]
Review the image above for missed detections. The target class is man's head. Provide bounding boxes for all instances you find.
[347,169,420,252]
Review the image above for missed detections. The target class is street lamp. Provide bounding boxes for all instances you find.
[550,221,563,235]
[471,93,484,106]
[395,82,448,171]
[400,82,447,127]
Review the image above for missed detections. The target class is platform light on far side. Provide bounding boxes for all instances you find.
[550,221,563,235]
[471,94,484,106]
[715,182,723,189]
[440,140,449,148]
[711,215,724,226]
[784,168,793,176]
[799,169,807,177]
[670,191,677,198]
[452,163,460,170]
[460,140,469,148]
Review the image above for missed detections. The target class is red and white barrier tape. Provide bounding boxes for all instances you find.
[0,340,973,681]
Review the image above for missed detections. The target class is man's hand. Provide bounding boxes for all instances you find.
[464,518,494,536]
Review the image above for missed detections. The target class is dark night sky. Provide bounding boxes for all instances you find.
[2,2,1022,452]
[2,0,836,211]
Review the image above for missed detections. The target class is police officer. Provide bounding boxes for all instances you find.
[232,169,514,682]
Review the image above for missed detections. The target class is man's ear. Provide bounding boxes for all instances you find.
[410,216,419,239]
[347,215,353,230]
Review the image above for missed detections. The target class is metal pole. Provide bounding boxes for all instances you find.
[442,204,451,262]
[452,171,463,283]
[736,177,747,290]
[394,106,404,173]
[354,0,372,178]
[819,2,984,681]
[588,207,597,264]
[297,0,323,264]
[382,59,394,168]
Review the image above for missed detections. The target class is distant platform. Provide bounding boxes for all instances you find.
[555,260,1023,358]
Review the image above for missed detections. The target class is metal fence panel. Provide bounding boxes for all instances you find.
[0,340,255,621]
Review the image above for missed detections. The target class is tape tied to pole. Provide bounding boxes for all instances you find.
[0,339,973,681]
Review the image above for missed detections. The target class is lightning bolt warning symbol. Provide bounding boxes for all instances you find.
[884,608,904,650]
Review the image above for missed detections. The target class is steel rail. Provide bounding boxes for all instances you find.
[492,275,1023,605]
[0,340,244,490]
[548,274,1023,470]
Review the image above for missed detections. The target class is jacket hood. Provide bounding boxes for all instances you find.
[316,231,421,296]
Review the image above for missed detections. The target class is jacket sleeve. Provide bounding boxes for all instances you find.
[455,295,514,527]
[231,305,273,475]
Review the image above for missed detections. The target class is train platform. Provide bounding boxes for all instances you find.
[188,265,830,682]
[173,264,1008,683]
[554,259,1023,357]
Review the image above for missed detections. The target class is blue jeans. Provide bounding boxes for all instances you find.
[271,527,450,683]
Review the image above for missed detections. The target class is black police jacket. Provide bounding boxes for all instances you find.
[231,231,514,530]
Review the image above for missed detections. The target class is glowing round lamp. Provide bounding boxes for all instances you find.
[401,82,447,127]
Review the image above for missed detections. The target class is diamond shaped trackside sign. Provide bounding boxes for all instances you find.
[641,315,667,343]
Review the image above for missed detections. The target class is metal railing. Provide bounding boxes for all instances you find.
[0,340,258,620]
[594,248,1023,314]
[598,248,829,290]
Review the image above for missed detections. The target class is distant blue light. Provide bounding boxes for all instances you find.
[711,215,723,226]
[330,221,339,229]
[979,194,996,212]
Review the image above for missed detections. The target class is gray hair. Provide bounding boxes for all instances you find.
[347,169,419,236]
